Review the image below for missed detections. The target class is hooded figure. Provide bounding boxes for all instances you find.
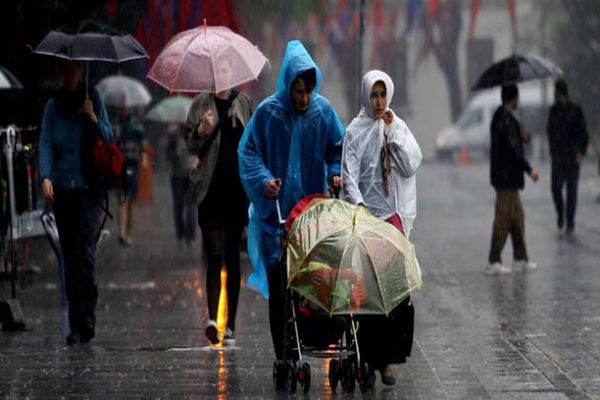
[341,70,421,387]
[238,40,344,298]
[342,70,422,237]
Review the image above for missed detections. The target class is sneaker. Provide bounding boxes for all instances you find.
[379,365,396,386]
[66,332,78,345]
[513,260,537,271]
[205,320,220,345]
[223,327,235,346]
[98,229,111,245]
[484,262,511,275]
[79,326,95,343]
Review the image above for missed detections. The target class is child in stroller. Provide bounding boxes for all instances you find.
[271,197,375,394]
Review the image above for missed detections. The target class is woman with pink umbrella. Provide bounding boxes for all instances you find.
[148,23,268,346]
[184,57,253,346]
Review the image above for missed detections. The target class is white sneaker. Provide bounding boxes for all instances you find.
[223,327,235,346]
[513,260,537,271]
[97,229,111,245]
[205,320,220,345]
[485,262,512,275]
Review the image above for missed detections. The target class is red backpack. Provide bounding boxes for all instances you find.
[81,120,124,190]
[93,135,125,189]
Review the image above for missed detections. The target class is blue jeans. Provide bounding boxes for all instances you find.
[170,176,197,241]
[53,186,103,336]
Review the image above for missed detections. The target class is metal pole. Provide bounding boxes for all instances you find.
[357,0,365,111]
[539,8,549,164]
[3,126,18,299]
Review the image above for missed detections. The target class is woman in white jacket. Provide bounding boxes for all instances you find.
[342,69,422,386]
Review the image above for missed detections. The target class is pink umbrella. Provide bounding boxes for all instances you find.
[147,23,269,93]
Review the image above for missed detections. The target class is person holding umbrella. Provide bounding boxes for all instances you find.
[547,80,589,234]
[486,84,539,275]
[39,59,114,344]
[35,19,147,344]
[148,22,268,347]
[185,56,253,347]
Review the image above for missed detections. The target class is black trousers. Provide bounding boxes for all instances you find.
[551,161,580,229]
[201,222,243,331]
[170,176,196,242]
[268,256,287,360]
[355,297,414,369]
[53,187,103,336]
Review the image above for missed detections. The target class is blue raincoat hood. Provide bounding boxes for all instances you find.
[238,40,344,298]
[275,40,322,110]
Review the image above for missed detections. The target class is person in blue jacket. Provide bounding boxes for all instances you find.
[238,40,344,370]
[39,60,114,344]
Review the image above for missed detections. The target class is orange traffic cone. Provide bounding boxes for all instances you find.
[458,145,469,167]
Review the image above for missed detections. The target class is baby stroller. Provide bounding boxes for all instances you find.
[271,195,422,394]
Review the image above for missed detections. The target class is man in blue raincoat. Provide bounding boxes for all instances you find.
[238,40,344,367]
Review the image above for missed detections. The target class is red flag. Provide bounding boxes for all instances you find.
[427,0,440,21]
[507,0,516,26]
[204,0,239,32]
[178,0,192,31]
[162,0,173,46]
[105,0,118,22]
[468,0,481,40]
[369,0,384,67]
[148,0,159,61]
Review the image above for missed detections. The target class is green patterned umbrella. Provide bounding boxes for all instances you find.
[286,198,422,316]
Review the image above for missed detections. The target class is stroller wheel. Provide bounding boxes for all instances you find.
[328,359,340,391]
[358,362,374,392]
[341,359,356,393]
[287,362,298,394]
[300,362,311,394]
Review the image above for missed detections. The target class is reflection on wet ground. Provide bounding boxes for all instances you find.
[1,162,600,398]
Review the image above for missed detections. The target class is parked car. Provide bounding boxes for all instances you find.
[435,84,551,160]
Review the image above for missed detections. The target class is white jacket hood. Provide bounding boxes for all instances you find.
[342,70,422,236]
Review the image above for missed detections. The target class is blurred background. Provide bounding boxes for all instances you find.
[0,0,598,161]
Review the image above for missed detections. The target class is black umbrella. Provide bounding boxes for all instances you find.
[472,54,562,91]
[0,66,23,90]
[34,19,148,63]
[0,65,24,125]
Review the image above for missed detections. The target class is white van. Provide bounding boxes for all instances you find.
[434,84,551,159]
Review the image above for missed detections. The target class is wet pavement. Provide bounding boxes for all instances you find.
[1,159,600,399]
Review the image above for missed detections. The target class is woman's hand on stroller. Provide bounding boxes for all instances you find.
[328,174,342,198]
[265,178,282,198]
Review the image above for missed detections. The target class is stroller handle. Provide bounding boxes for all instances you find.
[275,198,286,226]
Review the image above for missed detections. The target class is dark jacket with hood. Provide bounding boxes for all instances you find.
[547,100,588,167]
[490,106,532,190]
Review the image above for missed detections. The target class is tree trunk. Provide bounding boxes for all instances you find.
[422,0,463,121]
[444,61,463,122]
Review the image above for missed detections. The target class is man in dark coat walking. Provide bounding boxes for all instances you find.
[547,80,589,233]
[486,84,539,275]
